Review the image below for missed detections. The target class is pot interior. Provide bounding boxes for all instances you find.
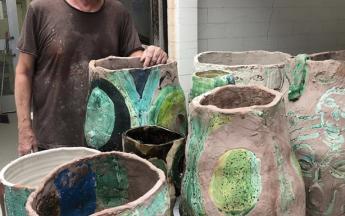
[310,51,345,61]
[195,70,229,78]
[1,148,98,188]
[126,126,183,145]
[31,154,161,215]
[200,87,275,109]
[94,57,144,70]
[198,51,289,66]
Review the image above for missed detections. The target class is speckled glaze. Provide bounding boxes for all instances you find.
[85,56,187,151]
[286,50,345,216]
[194,51,292,91]
[180,85,305,216]
[0,147,99,216]
[26,152,170,216]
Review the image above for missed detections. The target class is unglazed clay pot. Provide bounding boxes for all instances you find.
[286,50,345,216]
[0,147,99,216]
[189,70,235,102]
[180,85,305,216]
[123,126,185,205]
[26,152,170,216]
[85,56,187,151]
[194,51,292,91]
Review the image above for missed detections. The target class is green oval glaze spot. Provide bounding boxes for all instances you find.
[209,149,261,215]
[85,87,115,149]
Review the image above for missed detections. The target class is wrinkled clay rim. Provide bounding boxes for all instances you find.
[123,125,185,148]
[89,56,176,73]
[191,85,282,115]
[26,151,167,216]
[307,49,345,63]
[195,50,292,69]
[0,147,100,189]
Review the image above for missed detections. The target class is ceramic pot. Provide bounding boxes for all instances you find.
[0,147,99,216]
[85,56,187,151]
[194,51,292,91]
[180,85,305,216]
[123,126,185,205]
[26,152,170,216]
[189,70,235,102]
[286,50,345,216]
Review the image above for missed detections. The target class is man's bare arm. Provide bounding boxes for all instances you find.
[15,52,38,156]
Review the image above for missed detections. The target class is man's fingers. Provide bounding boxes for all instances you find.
[32,142,38,152]
[140,50,146,62]
[151,48,160,66]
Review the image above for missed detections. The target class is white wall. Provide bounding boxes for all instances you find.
[198,0,345,55]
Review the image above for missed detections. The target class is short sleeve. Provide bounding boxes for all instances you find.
[17,5,38,57]
[119,9,144,57]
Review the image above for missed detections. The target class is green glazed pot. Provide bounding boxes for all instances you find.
[188,70,235,102]
[26,152,170,216]
[85,56,187,151]
[0,147,99,216]
[286,50,345,216]
[180,85,305,216]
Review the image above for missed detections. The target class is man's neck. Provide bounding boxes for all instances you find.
[66,0,104,12]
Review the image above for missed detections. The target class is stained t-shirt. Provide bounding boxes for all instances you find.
[17,0,143,149]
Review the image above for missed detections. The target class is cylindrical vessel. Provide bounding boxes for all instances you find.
[0,147,99,216]
[189,70,235,102]
[123,126,185,203]
[194,51,292,91]
[86,56,187,151]
[286,50,345,216]
[180,85,305,216]
[26,152,170,216]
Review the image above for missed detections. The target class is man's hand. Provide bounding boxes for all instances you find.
[140,46,168,67]
[18,127,38,156]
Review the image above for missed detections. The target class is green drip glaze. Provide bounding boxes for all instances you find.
[118,185,170,216]
[85,87,115,149]
[181,114,232,215]
[288,54,309,101]
[4,186,33,216]
[274,144,295,214]
[91,157,129,210]
[209,149,261,215]
[149,86,187,135]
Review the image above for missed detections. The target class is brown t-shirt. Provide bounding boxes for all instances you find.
[18,0,143,149]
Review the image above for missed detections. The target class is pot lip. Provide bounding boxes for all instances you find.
[195,50,293,69]
[25,151,167,216]
[307,49,345,63]
[193,70,231,79]
[0,147,99,189]
[122,125,185,148]
[89,56,176,73]
[191,85,282,114]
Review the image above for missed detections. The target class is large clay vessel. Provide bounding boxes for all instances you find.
[0,147,99,216]
[180,85,305,216]
[194,51,292,91]
[286,50,345,216]
[85,56,187,151]
[26,152,170,216]
[189,70,235,102]
[123,126,185,206]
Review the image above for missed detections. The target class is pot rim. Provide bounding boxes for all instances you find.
[191,85,283,114]
[307,49,345,63]
[122,125,185,148]
[25,151,167,216]
[193,70,231,79]
[89,56,176,73]
[195,50,292,69]
[0,147,99,189]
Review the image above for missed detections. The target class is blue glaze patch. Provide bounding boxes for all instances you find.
[54,163,96,216]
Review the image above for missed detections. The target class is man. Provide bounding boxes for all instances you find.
[15,0,168,156]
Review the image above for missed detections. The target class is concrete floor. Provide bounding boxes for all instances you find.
[0,113,18,216]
